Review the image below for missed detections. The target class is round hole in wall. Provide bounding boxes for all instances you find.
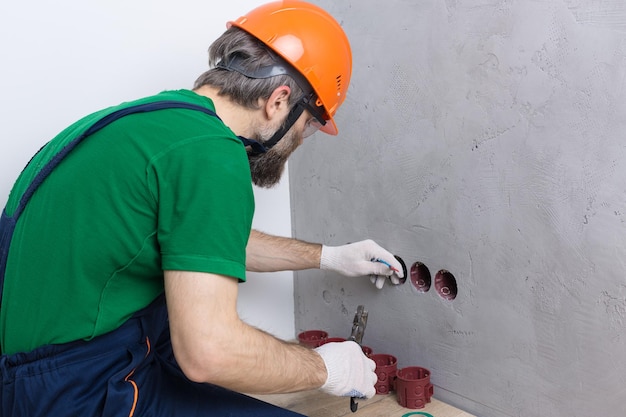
[434,269,457,300]
[410,261,431,293]
[393,255,407,284]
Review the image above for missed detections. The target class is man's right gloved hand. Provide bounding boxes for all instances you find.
[314,341,377,399]
[320,240,404,289]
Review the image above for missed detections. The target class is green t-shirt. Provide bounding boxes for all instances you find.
[0,90,254,355]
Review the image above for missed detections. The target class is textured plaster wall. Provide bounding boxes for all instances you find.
[290,1,626,416]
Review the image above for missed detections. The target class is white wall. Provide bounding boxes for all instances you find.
[0,0,295,340]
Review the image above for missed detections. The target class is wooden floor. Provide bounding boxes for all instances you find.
[251,390,476,417]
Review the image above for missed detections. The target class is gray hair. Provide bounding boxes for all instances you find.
[193,27,305,110]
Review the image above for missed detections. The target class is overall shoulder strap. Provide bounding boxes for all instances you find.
[0,100,221,313]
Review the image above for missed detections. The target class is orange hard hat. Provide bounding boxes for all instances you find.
[228,0,352,135]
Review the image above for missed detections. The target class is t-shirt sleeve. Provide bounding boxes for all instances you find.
[146,135,254,281]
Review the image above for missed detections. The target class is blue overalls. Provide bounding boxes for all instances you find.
[0,102,305,417]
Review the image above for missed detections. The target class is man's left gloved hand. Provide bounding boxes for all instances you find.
[314,341,377,399]
[320,240,404,289]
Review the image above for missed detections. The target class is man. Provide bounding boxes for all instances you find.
[0,1,403,415]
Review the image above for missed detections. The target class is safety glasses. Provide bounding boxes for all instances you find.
[299,93,327,138]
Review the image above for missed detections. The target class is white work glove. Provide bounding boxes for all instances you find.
[314,341,377,399]
[320,240,404,289]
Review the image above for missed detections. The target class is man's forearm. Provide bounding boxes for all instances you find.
[247,229,322,272]
[211,321,328,394]
[166,270,327,394]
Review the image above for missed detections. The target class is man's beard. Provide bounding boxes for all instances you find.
[248,125,301,188]
[248,146,290,188]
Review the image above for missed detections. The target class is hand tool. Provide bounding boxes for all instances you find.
[347,305,368,413]
[371,257,400,273]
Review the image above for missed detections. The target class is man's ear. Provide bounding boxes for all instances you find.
[264,86,291,121]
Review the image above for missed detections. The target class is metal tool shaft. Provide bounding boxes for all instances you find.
[348,305,368,413]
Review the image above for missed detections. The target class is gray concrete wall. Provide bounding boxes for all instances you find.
[290,1,626,416]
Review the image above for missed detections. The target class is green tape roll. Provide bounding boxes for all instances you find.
[401,412,434,417]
